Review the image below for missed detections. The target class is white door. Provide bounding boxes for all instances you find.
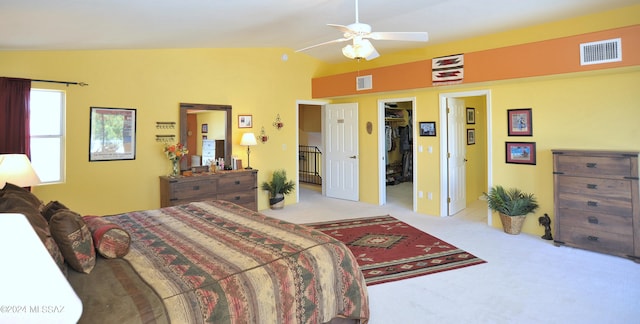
[447,98,467,215]
[324,103,359,201]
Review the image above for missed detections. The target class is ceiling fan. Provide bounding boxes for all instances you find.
[296,0,429,60]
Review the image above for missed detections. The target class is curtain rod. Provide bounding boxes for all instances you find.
[32,79,89,87]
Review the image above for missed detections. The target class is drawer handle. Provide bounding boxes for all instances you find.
[587,201,598,207]
[193,185,200,190]
[234,180,241,185]
[587,236,599,242]
[586,162,597,168]
[586,184,597,189]
[587,216,599,224]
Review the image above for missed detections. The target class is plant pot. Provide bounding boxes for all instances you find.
[499,213,527,235]
[269,194,285,210]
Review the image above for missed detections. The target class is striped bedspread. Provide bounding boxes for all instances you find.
[105,200,369,324]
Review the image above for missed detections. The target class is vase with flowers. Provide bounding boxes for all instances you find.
[163,143,188,177]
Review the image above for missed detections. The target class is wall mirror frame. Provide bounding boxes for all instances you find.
[179,103,232,171]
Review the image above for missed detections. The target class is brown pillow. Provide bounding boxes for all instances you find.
[41,200,69,222]
[49,209,96,273]
[0,182,43,209]
[0,184,66,275]
[83,216,131,259]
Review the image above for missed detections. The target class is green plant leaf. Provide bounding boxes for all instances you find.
[485,185,539,216]
[260,169,296,198]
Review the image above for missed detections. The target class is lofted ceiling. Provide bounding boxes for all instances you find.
[0,0,637,63]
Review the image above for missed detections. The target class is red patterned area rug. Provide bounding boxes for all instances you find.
[305,215,486,285]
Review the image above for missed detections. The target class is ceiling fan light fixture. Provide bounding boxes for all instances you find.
[342,38,374,59]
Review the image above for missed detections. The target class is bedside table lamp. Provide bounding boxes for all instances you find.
[240,133,257,169]
[0,154,41,188]
[0,214,83,323]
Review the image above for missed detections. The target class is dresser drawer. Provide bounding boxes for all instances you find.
[160,170,258,210]
[217,190,256,209]
[170,178,218,201]
[556,208,633,236]
[556,176,631,199]
[556,191,633,215]
[555,155,633,178]
[556,224,634,256]
[218,173,256,193]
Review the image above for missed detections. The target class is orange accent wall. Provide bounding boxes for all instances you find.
[312,25,640,98]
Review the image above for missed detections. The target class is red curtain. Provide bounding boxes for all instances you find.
[0,77,31,155]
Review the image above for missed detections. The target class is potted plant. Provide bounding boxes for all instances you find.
[485,185,539,235]
[261,169,295,209]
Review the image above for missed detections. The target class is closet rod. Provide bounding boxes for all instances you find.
[32,79,89,87]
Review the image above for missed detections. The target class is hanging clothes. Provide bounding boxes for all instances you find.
[398,125,411,152]
[385,124,393,165]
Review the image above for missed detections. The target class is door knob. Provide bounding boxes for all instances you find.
[349,155,357,159]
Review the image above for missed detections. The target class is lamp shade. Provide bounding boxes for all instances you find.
[0,154,42,188]
[342,38,375,59]
[240,133,257,146]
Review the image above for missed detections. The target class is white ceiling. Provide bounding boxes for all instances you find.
[0,0,637,63]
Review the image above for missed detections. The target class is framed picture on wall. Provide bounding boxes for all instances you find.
[507,108,532,136]
[89,107,136,161]
[505,142,536,165]
[466,107,475,124]
[419,121,436,136]
[201,123,208,133]
[238,115,253,128]
[467,129,476,145]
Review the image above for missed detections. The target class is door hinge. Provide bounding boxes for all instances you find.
[447,197,451,203]
[447,152,451,158]
[446,107,450,114]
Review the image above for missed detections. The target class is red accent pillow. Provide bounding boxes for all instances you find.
[83,216,131,259]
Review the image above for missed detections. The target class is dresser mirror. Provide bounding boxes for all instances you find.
[179,103,232,170]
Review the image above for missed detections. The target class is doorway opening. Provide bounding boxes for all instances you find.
[438,90,492,225]
[378,97,416,211]
[296,100,328,202]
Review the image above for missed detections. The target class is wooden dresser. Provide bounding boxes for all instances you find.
[552,149,639,262]
[160,169,258,211]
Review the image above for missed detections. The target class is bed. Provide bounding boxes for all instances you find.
[0,183,369,324]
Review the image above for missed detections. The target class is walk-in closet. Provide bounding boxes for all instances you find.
[384,101,413,186]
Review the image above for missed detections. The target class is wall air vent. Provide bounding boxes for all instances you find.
[356,75,372,91]
[580,38,622,66]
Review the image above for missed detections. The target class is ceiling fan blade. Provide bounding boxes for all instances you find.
[368,32,429,42]
[295,38,350,52]
[327,24,354,35]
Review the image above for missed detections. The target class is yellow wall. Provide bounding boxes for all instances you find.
[463,96,487,204]
[299,105,321,133]
[308,5,640,237]
[2,4,639,239]
[327,67,639,236]
[0,48,323,214]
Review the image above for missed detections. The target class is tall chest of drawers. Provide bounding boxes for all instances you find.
[552,149,639,262]
[160,170,258,211]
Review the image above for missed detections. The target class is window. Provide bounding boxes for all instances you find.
[30,89,65,184]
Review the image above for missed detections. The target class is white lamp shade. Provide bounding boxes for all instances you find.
[0,154,42,188]
[240,133,257,146]
[342,38,375,59]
